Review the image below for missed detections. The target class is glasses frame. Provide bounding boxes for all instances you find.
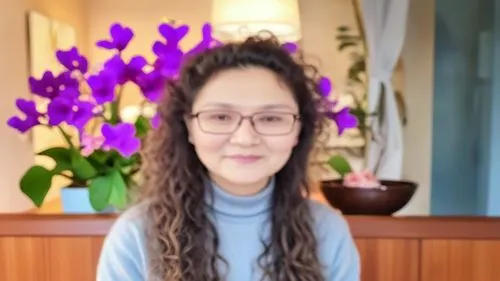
[188,110,301,136]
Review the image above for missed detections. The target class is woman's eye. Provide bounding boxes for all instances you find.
[259,115,283,122]
[209,114,233,121]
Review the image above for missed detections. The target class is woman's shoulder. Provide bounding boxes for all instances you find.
[97,202,150,280]
[110,201,150,233]
[306,199,353,241]
[306,199,361,280]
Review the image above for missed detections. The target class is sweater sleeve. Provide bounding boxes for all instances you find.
[96,208,147,281]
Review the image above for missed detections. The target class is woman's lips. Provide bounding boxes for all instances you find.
[227,155,263,164]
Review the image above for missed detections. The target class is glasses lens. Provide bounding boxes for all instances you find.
[252,112,296,135]
[197,111,240,134]
[195,111,297,135]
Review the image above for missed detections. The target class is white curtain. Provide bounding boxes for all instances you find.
[360,0,410,180]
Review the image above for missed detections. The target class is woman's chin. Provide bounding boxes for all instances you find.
[214,172,271,194]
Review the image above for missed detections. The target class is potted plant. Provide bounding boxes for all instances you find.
[318,1,417,215]
[6,21,224,213]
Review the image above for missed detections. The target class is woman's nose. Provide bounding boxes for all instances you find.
[229,118,260,146]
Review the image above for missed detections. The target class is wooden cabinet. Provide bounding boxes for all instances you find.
[421,240,500,281]
[356,238,420,281]
[0,237,103,281]
[1,215,499,281]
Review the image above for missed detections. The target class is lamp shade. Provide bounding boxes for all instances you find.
[211,0,302,42]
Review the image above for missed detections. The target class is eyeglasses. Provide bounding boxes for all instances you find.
[189,110,300,136]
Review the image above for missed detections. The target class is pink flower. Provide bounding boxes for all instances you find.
[81,132,106,156]
[343,170,381,188]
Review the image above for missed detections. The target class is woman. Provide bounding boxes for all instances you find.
[97,35,360,281]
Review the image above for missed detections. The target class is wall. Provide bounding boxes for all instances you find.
[0,0,88,212]
[398,0,435,215]
[431,0,500,216]
[480,0,500,216]
[486,0,500,216]
[430,0,482,215]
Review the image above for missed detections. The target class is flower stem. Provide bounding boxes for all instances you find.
[110,85,124,124]
[57,126,75,149]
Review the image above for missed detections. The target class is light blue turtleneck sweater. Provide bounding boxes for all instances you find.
[96,179,360,281]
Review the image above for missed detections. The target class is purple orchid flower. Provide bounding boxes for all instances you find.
[28,71,78,99]
[58,87,80,100]
[56,47,88,73]
[69,101,95,131]
[316,76,332,97]
[87,70,118,104]
[104,55,147,85]
[7,99,41,133]
[186,23,223,56]
[150,112,160,129]
[158,23,189,47]
[327,107,359,135]
[282,42,298,54]
[101,123,141,158]
[96,23,134,51]
[152,44,183,78]
[80,132,105,156]
[46,96,74,126]
[46,95,95,130]
[135,70,167,102]
[151,23,192,78]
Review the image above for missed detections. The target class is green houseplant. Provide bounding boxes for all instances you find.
[319,2,416,216]
[7,22,226,212]
[326,0,408,178]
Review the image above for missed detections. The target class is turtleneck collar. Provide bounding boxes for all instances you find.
[205,177,275,218]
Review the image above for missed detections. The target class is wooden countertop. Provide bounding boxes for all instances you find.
[1,213,500,239]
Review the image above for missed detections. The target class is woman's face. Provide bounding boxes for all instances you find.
[187,67,301,195]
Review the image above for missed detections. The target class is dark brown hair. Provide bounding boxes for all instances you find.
[139,34,327,281]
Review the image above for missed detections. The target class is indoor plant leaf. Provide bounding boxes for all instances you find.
[327,155,353,178]
[88,169,127,211]
[20,165,54,207]
[135,115,152,138]
[108,169,128,209]
[71,152,98,180]
[37,147,73,174]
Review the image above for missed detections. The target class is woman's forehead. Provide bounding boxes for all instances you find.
[192,67,297,110]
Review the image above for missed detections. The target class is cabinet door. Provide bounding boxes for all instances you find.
[421,240,500,281]
[355,239,420,281]
[0,237,46,281]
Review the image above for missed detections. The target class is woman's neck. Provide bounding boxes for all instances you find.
[209,174,271,196]
[205,176,275,219]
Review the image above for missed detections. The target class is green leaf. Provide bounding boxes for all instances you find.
[71,152,98,180]
[135,115,151,138]
[327,155,353,178]
[20,165,54,207]
[337,25,350,32]
[108,170,128,209]
[338,41,357,51]
[335,34,361,42]
[88,169,128,211]
[37,147,73,174]
[348,58,366,83]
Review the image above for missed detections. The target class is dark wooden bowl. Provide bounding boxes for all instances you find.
[320,179,418,215]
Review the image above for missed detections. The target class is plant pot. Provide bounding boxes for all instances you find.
[320,179,418,215]
[60,187,115,214]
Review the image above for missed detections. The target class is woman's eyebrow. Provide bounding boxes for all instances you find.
[199,103,295,110]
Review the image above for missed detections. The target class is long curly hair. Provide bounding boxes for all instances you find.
[139,34,328,281]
